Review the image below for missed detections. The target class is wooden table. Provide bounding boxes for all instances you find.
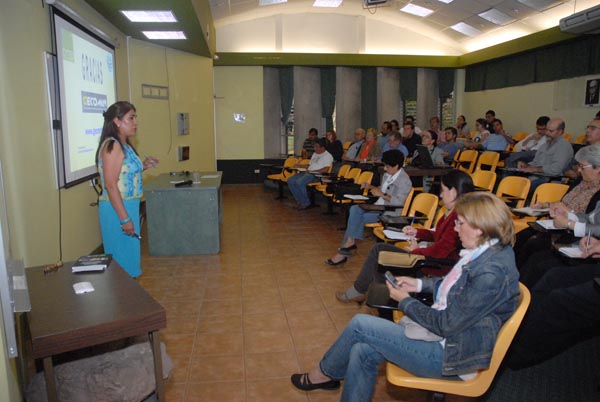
[26,261,167,402]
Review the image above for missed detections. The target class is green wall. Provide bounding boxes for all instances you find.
[0,0,215,400]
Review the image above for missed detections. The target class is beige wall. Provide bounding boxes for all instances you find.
[458,74,600,136]
[214,66,264,159]
[0,1,215,400]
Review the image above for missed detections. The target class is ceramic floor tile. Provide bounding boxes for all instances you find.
[188,354,245,383]
[246,378,309,402]
[244,329,295,354]
[185,381,246,402]
[244,350,300,380]
[193,332,244,356]
[196,314,243,334]
[199,299,243,317]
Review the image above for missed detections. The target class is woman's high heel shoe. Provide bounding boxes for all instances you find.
[338,244,357,253]
[326,257,348,266]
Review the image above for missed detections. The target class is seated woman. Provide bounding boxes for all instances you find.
[292,192,520,401]
[326,150,412,266]
[464,118,490,149]
[411,130,445,167]
[514,144,600,268]
[335,170,474,303]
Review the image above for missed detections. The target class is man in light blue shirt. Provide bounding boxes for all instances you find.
[378,131,408,159]
[480,119,509,151]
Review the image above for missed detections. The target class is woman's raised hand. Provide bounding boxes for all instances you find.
[143,156,160,170]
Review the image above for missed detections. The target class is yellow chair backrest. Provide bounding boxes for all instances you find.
[386,283,530,398]
[512,132,528,142]
[345,167,361,182]
[530,182,569,206]
[283,157,297,168]
[495,176,531,208]
[407,193,439,229]
[400,188,415,216]
[432,205,447,227]
[475,151,500,172]
[356,171,374,195]
[451,149,462,168]
[457,150,479,173]
[299,159,311,166]
[574,134,586,144]
[470,170,496,192]
[337,164,351,178]
[343,141,352,151]
[563,133,572,142]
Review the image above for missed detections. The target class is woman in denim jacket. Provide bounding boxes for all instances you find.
[292,192,520,402]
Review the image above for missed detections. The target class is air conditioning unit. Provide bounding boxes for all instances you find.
[559,4,600,34]
[364,0,387,6]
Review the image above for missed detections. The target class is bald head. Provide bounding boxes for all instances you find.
[354,128,366,141]
[545,118,565,140]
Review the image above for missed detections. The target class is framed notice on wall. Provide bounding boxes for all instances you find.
[584,78,599,106]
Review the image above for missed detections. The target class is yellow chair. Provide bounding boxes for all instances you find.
[456,150,478,174]
[313,164,351,192]
[386,283,530,401]
[574,134,586,144]
[320,167,361,197]
[470,170,496,192]
[451,149,462,169]
[364,188,415,230]
[563,133,572,142]
[495,176,531,208]
[333,171,374,205]
[513,182,569,233]
[373,193,439,242]
[266,157,297,181]
[343,141,352,151]
[475,151,500,172]
[512,132,528,142]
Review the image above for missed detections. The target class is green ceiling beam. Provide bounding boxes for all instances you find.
[214,27,579,68]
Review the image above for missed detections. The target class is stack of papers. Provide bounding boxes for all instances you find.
[512,207,549,217]
[344,194,369,200]
[382,230,412,240]
[72,254,111,273]
[535,220,558,230]
[558,246,584,258]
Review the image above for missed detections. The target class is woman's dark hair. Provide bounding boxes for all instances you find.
[95,101,138,164]
[441,170,474,197]
[457,115,466,128]
[427,129,438,144]
[476,118,487,128]
[381,149,405,168]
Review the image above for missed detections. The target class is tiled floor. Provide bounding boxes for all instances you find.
[138,184,471,402]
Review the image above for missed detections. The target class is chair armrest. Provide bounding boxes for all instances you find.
[378,252,425,268]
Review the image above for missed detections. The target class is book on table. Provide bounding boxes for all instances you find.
[72,254,112,273]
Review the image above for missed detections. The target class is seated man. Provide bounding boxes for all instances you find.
[378,131,408,158]
[400,122,422,157]
[508,239,600,369]
[377,121,392,149]
[505,116,549,168]
[300,128,319,159]
[342,128,366,163]
[517,118,573,191]
[438,126,461,163]
[564,117,600,179]
[288,138,333,209]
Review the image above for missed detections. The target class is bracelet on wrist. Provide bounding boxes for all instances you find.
[120,216,132,225]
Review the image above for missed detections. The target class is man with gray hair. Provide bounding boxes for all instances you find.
[343,128,366,162]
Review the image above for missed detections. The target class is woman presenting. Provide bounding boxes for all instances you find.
[95,101,159,278]
[292,192,520,401]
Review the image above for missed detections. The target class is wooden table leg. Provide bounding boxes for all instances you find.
[43,356,58,402]
[149,331,165,401]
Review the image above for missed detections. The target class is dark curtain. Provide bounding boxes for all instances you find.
[535,39,590,83]
[438,69,455,99]
[398,68,417,101]
[361,67,377,129]
[320,67,336,131]
[279,67,294,125]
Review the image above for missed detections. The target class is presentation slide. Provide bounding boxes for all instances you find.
[54,12,116,186]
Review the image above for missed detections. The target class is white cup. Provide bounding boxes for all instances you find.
[193,171,201,182]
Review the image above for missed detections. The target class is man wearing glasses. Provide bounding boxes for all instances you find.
[564,118,600,180]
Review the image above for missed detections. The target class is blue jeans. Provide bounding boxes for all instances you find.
[287,173,317,206]
[319,314,447,402]
[342,205,380,244]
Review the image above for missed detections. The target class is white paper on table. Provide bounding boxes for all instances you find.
[201,175,220,179]
[382,230,413,240]
[559,246,584,258]
[535,220,558,230]
[512,207,549,216]
[343,194,369,200]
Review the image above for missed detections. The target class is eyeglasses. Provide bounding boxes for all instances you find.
[587,125,600,131]
[575,162,594,170]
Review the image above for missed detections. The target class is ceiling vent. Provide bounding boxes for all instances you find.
[559,4,600,34]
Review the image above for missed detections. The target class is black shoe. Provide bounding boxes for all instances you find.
[338,244,358,253]
[326,257,348,266]
[291,373,340,391]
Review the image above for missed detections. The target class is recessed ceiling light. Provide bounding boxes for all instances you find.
[313,0,343,7]
[515,0,561,12]
[259,0,287,5]
[478,8,516,26]
[400,4,434,17]
[450,22,482,37]
[142,31,187,40]
[120,10,177,23]
[437,0,453,4]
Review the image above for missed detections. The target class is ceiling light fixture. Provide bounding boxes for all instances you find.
[400,4,434,17]
[313,0,343,7]
[121,10,177,23]
[515,0,561,12]
[142,31,187,40]
[478,8,516,26]
[437,0,454,4]
[450,22,482,37]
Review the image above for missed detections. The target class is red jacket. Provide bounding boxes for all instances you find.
[411,209,461,276]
